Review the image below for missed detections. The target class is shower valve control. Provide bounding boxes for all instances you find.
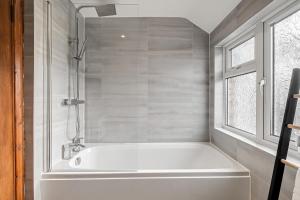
[62,99,85,106]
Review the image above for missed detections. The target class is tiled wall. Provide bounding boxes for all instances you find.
[24,0,34,199]
[50,0,85,167]
[33,0,85,199]
[212,131,296,200]
[85,17,209,143]
[209,0,296,199]
[34,0,44,199]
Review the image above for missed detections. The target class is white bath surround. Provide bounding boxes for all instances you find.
[52,143,243,171]
[41,143,250,200]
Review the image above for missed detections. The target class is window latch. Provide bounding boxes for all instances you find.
[259,78,266,94]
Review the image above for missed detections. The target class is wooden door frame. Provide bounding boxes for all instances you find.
[0,0,25,200]
[13,0,25,199]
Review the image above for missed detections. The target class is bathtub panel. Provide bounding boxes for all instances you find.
[41,176,250,200]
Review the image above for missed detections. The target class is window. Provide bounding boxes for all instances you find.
[272,10,300,137]
[231,37,255,68]
[217,0,300,147]
[224,32,257,135]
[264,3,300,143]
[227,72,256,134]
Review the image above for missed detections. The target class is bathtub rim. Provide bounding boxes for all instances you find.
[44,142,250,179]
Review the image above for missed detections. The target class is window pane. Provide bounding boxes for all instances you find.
[273,10,300,137]
[231,37,255,67]
[227,72,256,134]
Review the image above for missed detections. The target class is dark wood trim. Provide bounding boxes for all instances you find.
[13,0,25,199]
[0,0,24,199]
[0,0,16,199]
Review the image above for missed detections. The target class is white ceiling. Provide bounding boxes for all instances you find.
[71,0,241,33]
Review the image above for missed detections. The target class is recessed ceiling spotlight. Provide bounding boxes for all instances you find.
[121,34,126,39]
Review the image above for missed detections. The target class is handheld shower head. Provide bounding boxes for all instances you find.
[74,37,87,61]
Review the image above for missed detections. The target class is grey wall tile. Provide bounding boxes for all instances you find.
[48,0,86,167]
[32,2,85,190]
[210,0,273,45]
[24,0,34,199]
[212,132,296,200]
[85,17,209,143]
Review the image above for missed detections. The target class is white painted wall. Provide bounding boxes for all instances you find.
[71,0,241,32]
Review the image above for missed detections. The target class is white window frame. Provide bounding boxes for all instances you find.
[224,32,256,78]
[222,26,262,139]
[263,1,300,147]
[217,0,300,150]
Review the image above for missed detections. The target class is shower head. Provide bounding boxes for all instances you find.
[76,4,117,17]
[95,4,116,17]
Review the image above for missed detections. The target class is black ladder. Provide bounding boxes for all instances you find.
[268,68,300,200]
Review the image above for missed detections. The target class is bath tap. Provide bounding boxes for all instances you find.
[70,142,85,153]
[62,137,85,160]
[71,137,86,152]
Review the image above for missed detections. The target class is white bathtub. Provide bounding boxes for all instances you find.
[41,143,251,200]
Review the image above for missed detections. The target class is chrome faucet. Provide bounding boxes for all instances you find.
[62,137,85,160]
[71,137,85,152]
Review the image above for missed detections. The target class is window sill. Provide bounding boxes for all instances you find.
[213,127,300,165]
